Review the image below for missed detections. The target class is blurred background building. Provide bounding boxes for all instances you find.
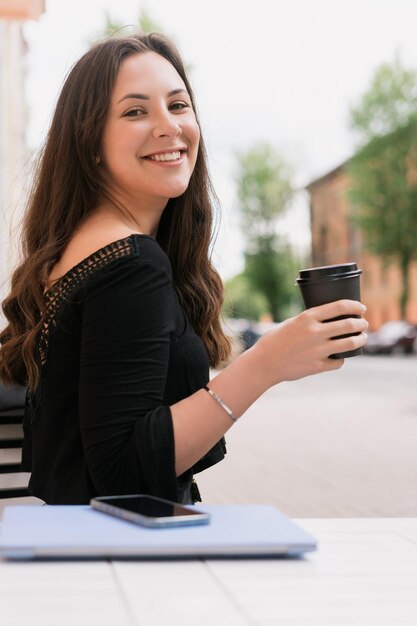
[0,0,44,311]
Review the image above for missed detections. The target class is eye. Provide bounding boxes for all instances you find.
[123,108,145,118]
[169,101,190,111]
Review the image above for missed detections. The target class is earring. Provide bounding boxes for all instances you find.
[95,155,101,164]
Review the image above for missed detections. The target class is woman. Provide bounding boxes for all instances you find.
[0,32,368,505]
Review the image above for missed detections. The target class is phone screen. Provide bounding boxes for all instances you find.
[100,495,202,518]
[91,494,210,527]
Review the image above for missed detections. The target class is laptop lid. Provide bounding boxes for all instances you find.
[0,504,317,560]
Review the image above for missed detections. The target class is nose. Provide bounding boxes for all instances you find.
[152,108,182,139]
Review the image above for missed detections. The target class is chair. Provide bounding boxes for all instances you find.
[0,383,30,499]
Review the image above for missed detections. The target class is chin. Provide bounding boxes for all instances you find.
[166,181,191,199]
[170,190,188,199]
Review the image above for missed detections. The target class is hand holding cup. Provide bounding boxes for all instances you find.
[250,299,368,389]
[245,263,368,391]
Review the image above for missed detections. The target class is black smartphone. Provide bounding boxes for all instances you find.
[90,494,211,528]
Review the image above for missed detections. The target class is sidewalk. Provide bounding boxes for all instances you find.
[198,355,417,517]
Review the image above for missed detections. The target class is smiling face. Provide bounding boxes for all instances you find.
[100,51,200,212]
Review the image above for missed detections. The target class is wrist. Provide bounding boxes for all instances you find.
[239,344,272,395]
[209,344,270,419]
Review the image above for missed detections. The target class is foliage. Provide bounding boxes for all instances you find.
[91,7,164,43]
[139,8,162,34]
[348,57,417,317]
[244,235,299,321]
[235,143,296,321]
[237,144,293,247]
[350,55,417,144]
[223,273,269,321]
[101,12,123,38]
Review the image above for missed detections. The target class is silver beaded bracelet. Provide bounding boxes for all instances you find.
[203,385,238,423]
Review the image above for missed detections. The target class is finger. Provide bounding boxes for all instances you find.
[322,317,369,338]
[327,331,368,354]
[309,299,366,322]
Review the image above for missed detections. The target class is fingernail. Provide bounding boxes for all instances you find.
[361,304,367,312]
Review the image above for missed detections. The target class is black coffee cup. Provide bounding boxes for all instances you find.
[295,263,363,359]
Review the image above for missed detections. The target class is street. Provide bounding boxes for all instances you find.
[198,354,417,517]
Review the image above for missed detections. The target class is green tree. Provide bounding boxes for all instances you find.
[139,7,162,33]
[223,272,269,321]
[235,144,296,321]
[91,7,163,42]
[350,56,417,142]
[348,57,417,317]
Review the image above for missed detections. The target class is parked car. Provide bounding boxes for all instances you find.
[240,325,261,351]
[219,319,269,367]
[364,321,417,355]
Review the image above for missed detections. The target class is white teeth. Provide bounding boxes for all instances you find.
[148,151,181,162]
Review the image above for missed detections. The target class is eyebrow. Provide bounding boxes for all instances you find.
[117,88,188,104]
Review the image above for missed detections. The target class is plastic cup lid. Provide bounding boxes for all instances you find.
[296,262,361,283]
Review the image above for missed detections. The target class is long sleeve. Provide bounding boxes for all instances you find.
[78,254,178,501]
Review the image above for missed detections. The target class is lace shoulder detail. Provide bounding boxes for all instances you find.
[38,235,141,367]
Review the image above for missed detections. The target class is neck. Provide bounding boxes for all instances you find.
[96,194,169,237]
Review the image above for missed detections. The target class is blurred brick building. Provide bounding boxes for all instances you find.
[307,163,417,330]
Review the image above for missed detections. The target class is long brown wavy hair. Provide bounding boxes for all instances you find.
[0,32,230,391]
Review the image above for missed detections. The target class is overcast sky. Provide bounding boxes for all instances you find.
[22,0,417,278]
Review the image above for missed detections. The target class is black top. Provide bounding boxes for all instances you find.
[22,235,226,504]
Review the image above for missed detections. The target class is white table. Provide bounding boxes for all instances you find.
[1,518,417,625]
